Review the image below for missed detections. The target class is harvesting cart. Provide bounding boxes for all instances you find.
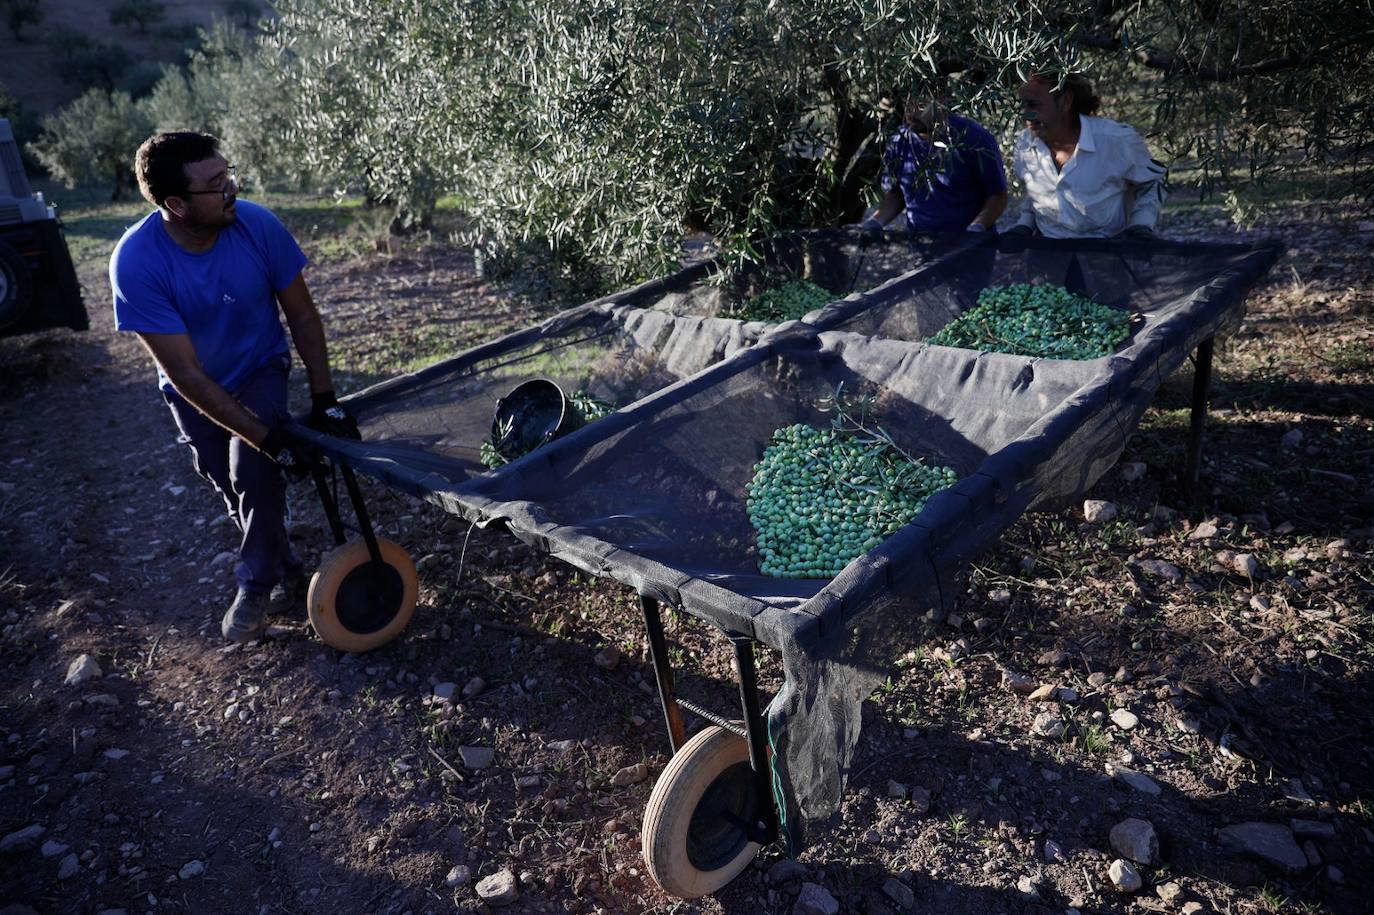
[286,228,1277,897]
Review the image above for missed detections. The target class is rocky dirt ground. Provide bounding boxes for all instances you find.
[0,195,1370,915]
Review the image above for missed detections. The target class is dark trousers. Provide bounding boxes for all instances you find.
[163,355,301,594]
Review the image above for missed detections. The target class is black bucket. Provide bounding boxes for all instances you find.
[491,378,586,463]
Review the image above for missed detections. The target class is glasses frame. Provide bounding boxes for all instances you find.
[183,165,238,200]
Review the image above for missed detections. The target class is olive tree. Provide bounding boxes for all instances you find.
[141,20,308,190]
[269,0,1370,286]
[30,89,152,199]
[109,0,166,36]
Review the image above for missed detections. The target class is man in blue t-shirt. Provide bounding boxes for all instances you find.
[860,94,1008,236]
[110,131,359,643]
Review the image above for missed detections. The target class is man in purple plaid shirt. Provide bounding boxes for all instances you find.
[860,94,1008,237]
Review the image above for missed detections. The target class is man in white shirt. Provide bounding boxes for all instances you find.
[1006,73,1167,239]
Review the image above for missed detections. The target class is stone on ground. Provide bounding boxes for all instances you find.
[1037,648,1070,667]
[1190,520,1219,540]
[793,882,840,915]
[0,824,45,854]
[1109,818,1159,865]
[475,869,519,907]
[1110,708,1139,730]
[592,644,621,670]
[1031,712,1066,739]
[1136,559,1183,582]
[882,877,914,910]
[1217,822,1308,873]
[1291,819,1335,840]
[1002,669,1036,694]
[65,654,102,686]
[766,857,808,885]
[610,763,648,786]
[56,852,80,880]
[1106,763,1162,796]
[458,746,494,769]
[1084,500,1118,523]
[1108,859,1142,892]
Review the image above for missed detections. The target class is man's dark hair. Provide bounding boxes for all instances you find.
[134,131,221,207]
[1030,71,1102,117]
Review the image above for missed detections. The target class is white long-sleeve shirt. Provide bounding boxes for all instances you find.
[1012,115,1167,238]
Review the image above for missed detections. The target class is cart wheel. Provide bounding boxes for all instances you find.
[642,725,764,898]
[307,538,417,652]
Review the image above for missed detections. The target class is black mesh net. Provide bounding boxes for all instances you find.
[298,233,1279,851]
[333,231,973,493]
[644,229,978,319]
[342,303,761,491]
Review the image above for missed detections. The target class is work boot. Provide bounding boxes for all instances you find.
[221,588,270,643]
[269,574,308,616]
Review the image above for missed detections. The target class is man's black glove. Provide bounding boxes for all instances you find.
[1117,225,1156,240]
[1001,224,1034,238]
[857,217,885,247]
[306,391,361,440]
[259,424,316,481]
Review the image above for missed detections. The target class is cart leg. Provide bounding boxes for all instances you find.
[1185,336,1215,497]
[310,465,348,547]
[640,595,687,753]
[730,636,779,845]
[339,464,385,566]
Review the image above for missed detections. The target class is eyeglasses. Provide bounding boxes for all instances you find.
[184,166,238,200]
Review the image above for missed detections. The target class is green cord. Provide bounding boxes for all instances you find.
[765,701,795,857]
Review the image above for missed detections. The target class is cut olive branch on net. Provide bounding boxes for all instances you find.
[818,383,931,479]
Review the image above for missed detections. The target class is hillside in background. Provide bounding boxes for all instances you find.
[0,0,261,116]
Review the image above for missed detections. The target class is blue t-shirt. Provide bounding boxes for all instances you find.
[110,199,308,393]
[881,114,1008,231]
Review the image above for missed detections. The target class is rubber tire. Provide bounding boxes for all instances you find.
[307,538,418,652]
[0,239,34,330]
[642,725,762,899]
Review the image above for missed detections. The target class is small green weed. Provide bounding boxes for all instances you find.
[1080,724,1112,755]
[1258,884,1289,912]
